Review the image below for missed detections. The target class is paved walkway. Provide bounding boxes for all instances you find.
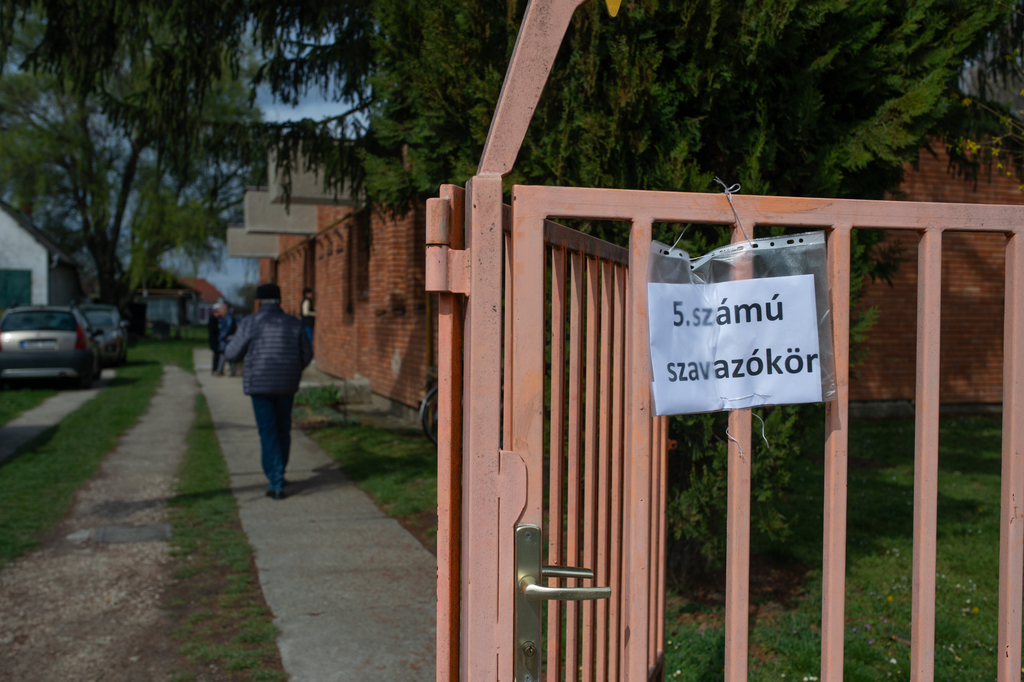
[193,349,436,682]
[0,369,116,464]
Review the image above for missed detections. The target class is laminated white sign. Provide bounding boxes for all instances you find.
[648,274,822,415]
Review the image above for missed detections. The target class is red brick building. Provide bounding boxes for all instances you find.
[851,142,1020,410]
[258,204,432,415]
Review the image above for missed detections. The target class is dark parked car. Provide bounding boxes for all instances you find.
[0,306,102,388]
[80,304,128,366]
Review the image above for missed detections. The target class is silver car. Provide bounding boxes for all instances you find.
[80,305,128,366]
[0,306,102,388]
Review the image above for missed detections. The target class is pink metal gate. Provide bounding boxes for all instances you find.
[424,2,1024,681]
[429,184,1024,682]
[510,187,1024,682]
[427,188,670,682]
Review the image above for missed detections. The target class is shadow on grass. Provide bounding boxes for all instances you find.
[103,375,141,388]
[1,378,70,391]
[0,376,143,470]
[332,430,435,482]
[0,424,58,469]
[306,424,438,520]
[752,415,1003,568]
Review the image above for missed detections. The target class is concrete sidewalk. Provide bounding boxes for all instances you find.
[193,349,436,682]
[0,369,116,464]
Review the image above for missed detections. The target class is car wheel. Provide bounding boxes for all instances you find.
[79,371,94,390]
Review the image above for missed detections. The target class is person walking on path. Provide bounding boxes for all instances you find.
[215,303,238,376]
[207,302,223,374]
[300,287,315,351]
[225,284,312,500]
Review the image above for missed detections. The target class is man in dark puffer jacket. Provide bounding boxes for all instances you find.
[226,283,313,499]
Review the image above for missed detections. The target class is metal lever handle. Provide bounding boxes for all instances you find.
[520,576,611,601]
[542,566,593,580]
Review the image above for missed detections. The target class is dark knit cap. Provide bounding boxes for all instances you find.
[256,283,281,300]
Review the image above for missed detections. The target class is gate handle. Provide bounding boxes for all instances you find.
[542,566,593,580]
[520,575,611,601]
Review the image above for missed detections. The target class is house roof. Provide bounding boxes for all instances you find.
[0,200,80,269]
[181,278,225,303]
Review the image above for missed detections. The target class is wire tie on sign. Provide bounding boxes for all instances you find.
[669,225,690,252]
[753,411,770,448]
[725,426,745,461]
[713,176,752,243]
[723,403,772,458]
[721,393,771,402]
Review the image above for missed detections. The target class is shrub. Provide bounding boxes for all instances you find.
[665,404,802,574]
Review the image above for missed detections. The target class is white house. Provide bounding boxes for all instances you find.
[0,201,83,308]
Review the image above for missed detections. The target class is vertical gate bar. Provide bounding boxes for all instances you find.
[820,224,851,682]
[547,247,568,682]
[724,409,751,682]
[436,185,465,682]
[566,251,586,682]
[657,417,668,658]
[462,174,505,681]
[509,202,548,679]
[910,228,943,682]
[725,223,753,682]
[583,257,601,682]
[596,260,615,682]
[624,218,653,682]
[648,415,661,669]
[504,230,514,450]
[997,231,1024,682]
[609,264,627,682]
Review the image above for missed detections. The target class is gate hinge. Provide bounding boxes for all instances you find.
[426,196,470,295]
[425,246,470,294]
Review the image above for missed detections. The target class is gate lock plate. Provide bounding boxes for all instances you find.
[514,525,611,682]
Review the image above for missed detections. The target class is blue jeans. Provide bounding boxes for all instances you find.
[251,394,294,492]
[305,326,313,348]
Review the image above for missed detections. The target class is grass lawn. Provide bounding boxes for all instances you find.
[664,415,1005,682]
[0,337,200,566]
[164,393,286,682]
[305,422,438,549]
[0,384,57,427]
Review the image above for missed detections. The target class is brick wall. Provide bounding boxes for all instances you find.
[258,258,275,284]
[261,204,431,410]
[275,234,312,317]
[851,142,1020,404]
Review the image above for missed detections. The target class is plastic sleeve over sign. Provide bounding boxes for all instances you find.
[647,231,837,407]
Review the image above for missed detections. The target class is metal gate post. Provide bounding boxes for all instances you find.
[821,224,851,682]
[472,2,593,677]
[430,185,466,682]
[624,217,653,682]
[997,231,1024,682]
[462,173,510,681]
[910,229,943,682]
[725,225,753,682]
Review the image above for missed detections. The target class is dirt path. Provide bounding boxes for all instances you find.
[0,365,197,682]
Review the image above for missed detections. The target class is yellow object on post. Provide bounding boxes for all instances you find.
[605,0,620,16]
